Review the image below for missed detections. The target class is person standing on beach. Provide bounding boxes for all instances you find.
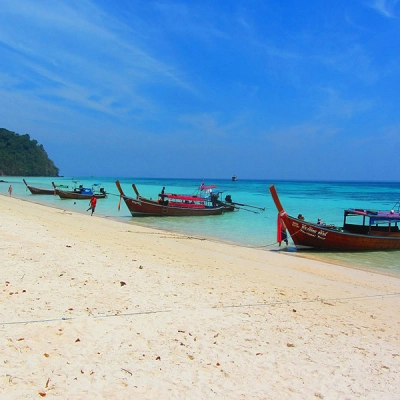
[87,195,97,216]
[8,185,12,196]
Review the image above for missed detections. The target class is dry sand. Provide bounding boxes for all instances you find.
[1,194,399,399]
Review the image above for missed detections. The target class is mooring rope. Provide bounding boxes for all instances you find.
[1,292,399,326]
[0,309,172,326]
[220,292,400,309]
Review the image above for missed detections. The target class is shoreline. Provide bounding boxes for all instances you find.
[1,194,400,398]
[9,190,400,280]
[293,250,400,279]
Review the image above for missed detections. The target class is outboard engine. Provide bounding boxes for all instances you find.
[225,194,232,203]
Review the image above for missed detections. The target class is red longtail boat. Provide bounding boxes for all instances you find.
[115,180,234,217]
[269,185,400,251]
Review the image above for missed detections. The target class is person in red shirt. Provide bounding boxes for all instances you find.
[87,195,97,216]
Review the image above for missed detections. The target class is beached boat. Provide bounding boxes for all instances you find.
[23,179,57,195]
[52,182,107,200]
[115,181,235,216]
[269,185,400,251]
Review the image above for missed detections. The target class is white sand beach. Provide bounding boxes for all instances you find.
[1,194,399,399]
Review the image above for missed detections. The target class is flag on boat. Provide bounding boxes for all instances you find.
[277,213,282,242]
[118,195,122,211]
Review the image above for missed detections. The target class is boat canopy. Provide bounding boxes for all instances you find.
[346,208,400,224]
[370,216,400,224]
[165,193,205,202]
[345,209,378,216]
[199,185,217,190]
[370,212,400,224]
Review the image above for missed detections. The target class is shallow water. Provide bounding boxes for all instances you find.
[3,177,400,276]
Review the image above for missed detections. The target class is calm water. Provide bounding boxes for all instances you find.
[3,177,400,277]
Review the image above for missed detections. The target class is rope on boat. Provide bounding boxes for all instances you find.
[285,226,302,239]
[242,241,281,249]
[249,227,304,249]
[107,192,124,198]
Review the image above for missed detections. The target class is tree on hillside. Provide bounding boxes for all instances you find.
[0,128,59,176]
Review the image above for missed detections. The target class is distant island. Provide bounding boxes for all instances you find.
[0,128,59,176]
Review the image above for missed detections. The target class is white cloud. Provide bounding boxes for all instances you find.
[316,87,375,120]
[0,0,192,117]
[153,2,230,42]
[367,0,399,18]
[178,111,249,139]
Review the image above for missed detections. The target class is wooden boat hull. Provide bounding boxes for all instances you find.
[57,190,107,200]
[283,215,400,251]
[122,196,225,216]
[116,181,230,216]
[23,179,57,195]
[270,185,400,251]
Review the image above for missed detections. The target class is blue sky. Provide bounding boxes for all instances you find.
[1,0,400,180]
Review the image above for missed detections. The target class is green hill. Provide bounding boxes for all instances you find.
[0,128,59,176]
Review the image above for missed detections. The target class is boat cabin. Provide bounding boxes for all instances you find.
[158,187,223,209]
[73,183,106,196]
[158,193,207,209]
[343,209,400,236]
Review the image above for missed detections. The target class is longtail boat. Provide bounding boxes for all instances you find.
[269,184,400,251]
[115,181,235,217]
[23,179,58,195]
[52,181,107,200]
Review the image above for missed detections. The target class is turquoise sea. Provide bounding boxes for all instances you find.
[2,177,400,277]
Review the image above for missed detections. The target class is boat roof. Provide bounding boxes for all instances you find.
[165,193,205,202]
[346,208,400,223]
[199,185,217,190]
